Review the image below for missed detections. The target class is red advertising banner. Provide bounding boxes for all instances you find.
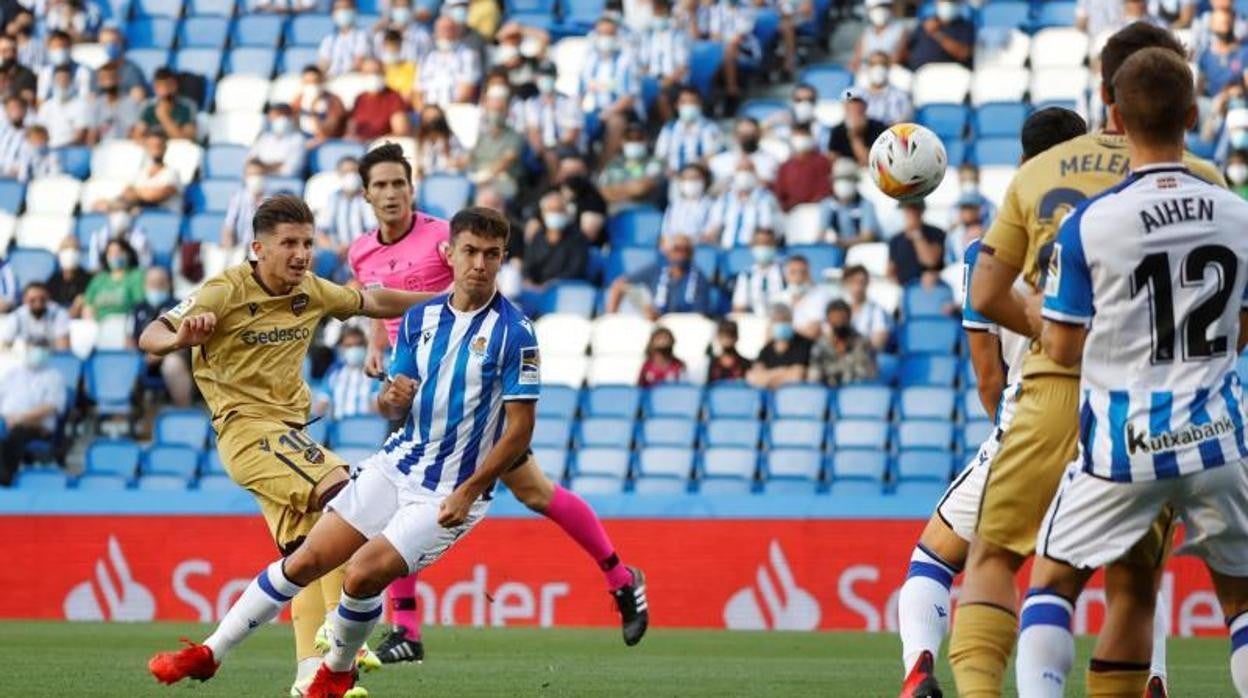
[0,516,1227,636]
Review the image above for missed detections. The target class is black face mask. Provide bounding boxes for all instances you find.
[426,117,447,131]
[152,155,164,165]
[1219,30,1237,43]
[740,137,760,153]
[0,58,13,70]
[101,85,119,96]
[29,306,46,319]
[833,324,853,340]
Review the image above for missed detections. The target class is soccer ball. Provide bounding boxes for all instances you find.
[867,123,948,202]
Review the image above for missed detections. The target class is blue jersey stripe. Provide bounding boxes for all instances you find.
[1108,391,1130,481]
[456,321,506,491]
[397,304,456,475]
[1220,373,1248,459]
[1190,388,1227,470]
[1149,392,1180,479]
[1079,392,1096,472]
[421,309,490,490]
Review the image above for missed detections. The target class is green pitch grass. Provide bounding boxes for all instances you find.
[0,621,1231,697]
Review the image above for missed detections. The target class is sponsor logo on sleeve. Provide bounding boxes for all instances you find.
[166,296,195,319]
[519,346,540,385]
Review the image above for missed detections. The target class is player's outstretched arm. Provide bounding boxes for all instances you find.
[138,313,217,356]
[360,288,439,319]
[969,252,1034,338]
[438,399,536,528]
[966,330,1005,419]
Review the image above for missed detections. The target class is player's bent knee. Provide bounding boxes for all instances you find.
[967,539,1024,572]
[918,516,969,569]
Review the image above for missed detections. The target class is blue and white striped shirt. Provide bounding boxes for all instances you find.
[639,26,690,80]
[654,117,722,173]
[0,122,28,180]
[708,187,782,248]
[318,191,377,249]
[579,49,642,117]
[0,258,18,308]
[661,195,714,239]
[378,292,540,495]
[521,94,584,150]
[1043,164,1248,482]
[318,29,370,78]
[324,365,381,419]
[223,189,259,249]
[418,45,481,108]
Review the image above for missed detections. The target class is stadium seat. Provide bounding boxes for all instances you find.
[606,206,663,248]
[768,420,826,450]
[768,383,829,420]
[1029,67,1090,104]
[76,472,128,491]
[570,474,626,495]
[214,74,271,115]
[188,179,241,213]
[15,214,73,253]
[586,355,645,386]
[604,246,661,284]
[892,480,947,506]
[916,103,970,141]
[789,245,844,278]
[91,139,146,180]
[962,388,991,422]
[657,314,716,365]
[15,469,69,490]
[127,48,171,82]
[304,418,329,445]
[201,449,227,475]
[85,351,142,417]
[689,41,723,101]
[784,202,825,245]
[572,447,630,479]
[531,446,568,480]
[637,446,695,479]
[144,445,200,479]
[73,213,105,245]
[178,16,230,48]
[897,421,955,451]
[55,146,92,179]
[970,66,1029,105]
[25,175,81,215]
[705,384,763,419]
[633,476,690,494]
[899,387,957,420]
[186,212,225,243]
[700,447,757,480]
[830,479,884,497]
[286,13,335,46]
[539,282,598,317]
[703,417,762,449]
[978,1,1029,28]
[973,102,1029,139]
[77,179,127,213]
[232,16,284,47]
[534,313,591,360]
[975,28,1031,71]
[85,439,141,478]
[902,283,954,319]
[896,449,953,482]
[0,178,23,211]
[962,420,994,451]
[581,385,641,419]
[639,417,697,448]
[136,473,190,491]
[798,63,852,100]
[831,419,889,451]
[971,137,1025,167]
[332,415,389,448]
[900,319,959,355]
[154,409,210,449]
[643,383,703,418]
[542,354,588,387]
[899,355,959,387]
[578,417,634,449]
[590,314,653,358]
[698,478,754,495]
[189,0,235,14]
[209,111,265,146]
[135,211,182,266]
[843,242,889,278]
[765,448,822,481]
[197,473,236,491]
[127,17,177,48]
[418,175,473,219]
[537,385,579,420]
[739,98,789,123]
[225,47,278,79]
[911,63,972,107]
[133,0,181,16]
[830,449,887,482]
[6,248,56,288]
[834,385,892,420]
[311,140,366,174]
[1031,1,1077,30]
[47,352,82,404]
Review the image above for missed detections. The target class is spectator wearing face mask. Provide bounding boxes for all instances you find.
[579,17,643,163]
[319,0,370,77]
[221,160,267,250]
[89,63,141,143]
[292,65,348,145]
[889,200,946,287]
[468,92,524,199]
[1192,0,1248,56]
[416,16,482,109]
[19,124,60,181]
[639,327,686,387]
[709,117,778,191]
[662,163,714,243]
[133,68,197,140]
[83,208,151,273]
[1076,0,1167,36]
[248,104,306,176]
[49,247,89,317]
[946,162,996,229]
[1228,149,1248,198]
[349,58,412,140]
[852,0,906,73]
[709,319,752,383]
[702,0,760,114]
[0,94,29,180]
[522,189,589,287]
[107,130,182,213]
[84,238,143,320]
[523,62,584,174]
[97,26,146,99]
[638,0,691,122]
[414,104,467,176]
[1199,8,1246,97]
[128,266,193,407]
[371,0,432,63]
[313,327,382,419]
[36,30,92,104]
[607,233,713,319]
[599,122,664,208]
[443,0,491,67]
[377,30,418,104]
[746,303,811,389]
[0,338,67,487]
[780,254,831,338]
[556,152,609,245]
[860,51,911,125]
[316,156,376,273]
[807,299,876,387]
[655,87,723,178]
[828,88,887,167]
[823,158,880,247]
[731,228,787,316]
[0,34,36,105]
[764,83,830,155]
[840,264,891,351]
[945,193,986,266]
[704,159,782,248]
[773,122,831,211]
[899,0,974,71]
[491,24,544,101]
[0,282,70,351]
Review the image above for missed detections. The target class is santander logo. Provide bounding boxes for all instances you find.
[63,536,155,622]
[723,541,821,631]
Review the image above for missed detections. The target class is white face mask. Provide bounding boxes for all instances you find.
[381,49,402,65]
[365,75,385,93]
[733,171,757,192]
[270,116,291,134]
[537,75,556,94]
[108,210,132,234]
[868,6,890,26]
[447,5,468,23]
[436,38,454,51]
[495,44,520,64]
[679,179,705,198]
[485,84,510,101]
[595,35,618,54]
[867,65,888,87]
[833,179,857,201]
[391,5,411,24]
[935,1,959,21]
[521,37,542,58]
[245,174,264,195]
[792,100,815,124]
[1230,163,1248,185]
[623,142,647,160]
[678,103,701,122]
[341,172,362,193]
[959,179,978,194]
[333,8,356,27]
[791,135,814,153]
[543,212,569,230]
[58,248,80,270]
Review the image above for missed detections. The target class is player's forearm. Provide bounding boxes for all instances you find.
[138,320,180,356]
[456,406,535,500]
[970,254,1033,337]
[362,288,436,319]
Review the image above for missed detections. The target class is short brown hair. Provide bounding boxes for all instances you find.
[360,142,412,189]
[1112,47,1193,148]
[1100,22,1186,104]
[253,194,315,237]
[450,206,511,243]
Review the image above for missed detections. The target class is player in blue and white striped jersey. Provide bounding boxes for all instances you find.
[1017,48,1248,698]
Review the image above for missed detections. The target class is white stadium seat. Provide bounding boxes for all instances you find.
[208,112,265,146]
[326,72,373,110]
[910,63,972,107]
[14,213,73,253]
[165,139,203,185]
[71,43,109,69]
[542,354,588,387]
[25,175,82,215]
[1029,67,1090,104]
[977,166,1016,208]
[303,171,341,218]
[867,277,902,316]
[973,29,1030,70]
[78,178,128,211]
[971,66,1029,106]
[783,202,827,245]
[658,313,716,365]
[268,72,303,107]
[552,37,589,97]
[586,354,645,386]
[535,312,592,358]
[90,139,145,181]
[590,314,653,357]
[815,99,844,128]
[443,103,481,150]
[1030,28,1089,69]
[728,312,768,361]
[215,74,272,113]
[844,242,889,278]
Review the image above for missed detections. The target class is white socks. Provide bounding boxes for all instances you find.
[324,592,384,672]
[205,560,303,661]
[898,546,958,672]
[1151,591,1168,683]
[1230,612,1248,696]
[1015,590,1075,698]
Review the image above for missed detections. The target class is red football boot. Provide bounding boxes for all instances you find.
[305,663,364,698]
[148,639,219,685]
[898,650,943,698]
[1145,676,1168,698]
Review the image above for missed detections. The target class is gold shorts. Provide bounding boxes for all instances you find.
[215,418,348,551]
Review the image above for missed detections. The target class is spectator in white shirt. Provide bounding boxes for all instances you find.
[19,124,61,182]
[35,30,91,104]
[221,160,267,249]
[316,156,376,278]
[661,162,714,247]
[731,228,787,316]
[860,51,911,126]
[655,86,722,177]
[841,263,892,351]
[36,63,89,147]
[704,158,782,248]
[248,104,307,177]
[579,17,642,163]
[371,0,432,62]
[0,338,67,486]
[0,283,71,350]
[523,63,583,174]
[638,0,690,122]
[0,94,29,180]
[416,15,481,109]
[709,117,779,192]
[319,0,370,77]
[314,326,382,419]
[782,254,833,339]
[99,130,181,214]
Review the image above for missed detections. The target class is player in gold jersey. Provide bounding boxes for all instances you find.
[947,24,1225,698]
[139,195,435,696]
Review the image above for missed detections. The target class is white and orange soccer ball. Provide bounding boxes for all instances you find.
[867,123,948,202]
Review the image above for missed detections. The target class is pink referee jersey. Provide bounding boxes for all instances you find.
[348,212,453,342]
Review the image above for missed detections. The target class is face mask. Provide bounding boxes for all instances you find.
[341,172,362,193]
[543,212,569,230]
[935,1,959,22]
[772,323,794,342]
[791,135,814,154]
[25,346,48,369]
[495,44,520,64]
[1232,97,1248,111]
[145,289,170,307]
[104,42,122,60]
[678,103,701,122]
[733,170,757,191]
[623,142,647,160]
[833,324,853,340]
[1233,130,1248,149]
[679,179,705,198]
[108,255,129,271]
[1219,30,1236,43]
[650,342,673,356]
[537,75,556,94]
[833,179,857,200]
[101,84,119,96]
[595,35,618,54]
[51,85,69,101]
[792,100,814,124]
[342,346,367,367]
[868,6,890,26]
[751,245,776,265]
[246,174,265,195]
[868,65,888,86]
[447,5,468,23]
[270,116,291,134]
[333,8,356,27]
[58,248,80,270]
[391,5,411,24]
[365,75,385,93]
[485,84,510,101]
[739,136,760,153]
[652,16,671,30]
[381,49,401,65]
[436,38,454,51]
[48,48,69,66]
[1230,163,1248,185]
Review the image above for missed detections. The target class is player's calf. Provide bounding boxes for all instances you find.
[899,518,968,675]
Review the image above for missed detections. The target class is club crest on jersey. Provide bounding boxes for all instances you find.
[470,335,488,356]
[519,346,540,385]
[304,446,325,464]
[291,293,309,316]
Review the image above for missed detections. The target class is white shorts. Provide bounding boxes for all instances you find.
[935,425,1000,541]
[328,465,489,574]
[1038,459,1248,577]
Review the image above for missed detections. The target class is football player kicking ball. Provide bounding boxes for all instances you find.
[140,195,435,695]
[348,144,646,662]
[149,207,541,698]
[896,107,1088,698]
[1017,47,1248,697]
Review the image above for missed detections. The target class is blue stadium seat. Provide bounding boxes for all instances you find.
[85,351,142,417]
[570,474,626,494]
[263,176,305,197]
[133,0,182,16]
[963,420,994,451]
[304,418,329,445]
[0,178,23,211]
[637,446,694,479]
[604,246,660,284]
[335,446,374,465]
[634,476,690,494]
[902,283,954,319]
[900,319,960,355]
[751,9,781,57]
[127,17,177,48]
[47,352,82,404]
[55,146,92,179]
[705,384,763,418]
[897,449,953,482]
[76,472,128,491]
[572,447,630,478]
[689,42,723,101]
[311,140,366,174]
[897,420,955,451]
[693,245,718,282]
[831,479,885,497]
[178,16,230,48]
[331,415,389,448]
[876,353,900,385]
[189,180,240,213]
[764,448,822,481]
[701,447,757,479]
[831,419,889,450]
[531,446,568,480]
[900,386,956,420]
[232,15,285,47]
[762,479,818,495]
[788,245,844,277]
[189,0,236,15]
[829,449,887,482]
[699,478,755,495]
[963,387,990,421]
[279,45,321,73]
[702,417,762,449]
[899,355,958,387]
[944,140,967,167]
[186,212,225,243]
[769,383,829,420]
[154,408,210,449]
[6,248,56,288]
[563,0,606,27]
[916,103,969,141]
[971,137,1024,166]
[85,439,141,478]
[197,473,236,491]
[204,145,249,179]
[225,47,278,78]
[798,63,852,100]
[506,0,556,13]
[720,246,755,276]
[286,13,335,46]
[739,98,789,123]
[834,385,892,419]
[767,419,825,449]
[537,385,579,419]
[418,175,473,219]
[201,449,227,475]
[540,281,597,316]
[135,211,182,266]
[1031,0,1076,28]
[16,469,69,490]
[578,417,634,449]
[175,48,224,82]
[127,48,171,83]
[581,385,641,418]
[136,473,190,491]
[978,1,1029,27]
[643,383,702,418]
[144,445,200,479]
[639,417,697,447]
[75,214,106,245]
[606,207,663,248]
[974,102,1029,139]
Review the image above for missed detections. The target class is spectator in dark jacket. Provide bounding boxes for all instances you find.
[709,319,751,383]
[522,189,589,287]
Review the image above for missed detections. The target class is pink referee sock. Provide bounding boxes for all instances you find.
[544,485,634,591]
[386,573,422,641]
